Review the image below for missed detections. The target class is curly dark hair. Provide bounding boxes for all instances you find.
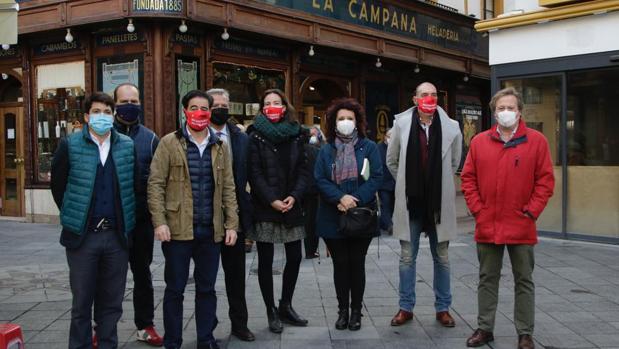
[259,89,297,123]
[324,97,367,142]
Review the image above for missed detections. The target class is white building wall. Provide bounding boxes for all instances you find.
[503,0,543,13]
[489,11,619,65]
[25,189,59,223]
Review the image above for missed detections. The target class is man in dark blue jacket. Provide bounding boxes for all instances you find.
[113,83,163,346]
[51,92,138,349]
[206,88,255,342]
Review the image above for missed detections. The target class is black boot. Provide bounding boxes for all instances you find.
[335,308,349,330]
[349,309,362,331]
[278,301,308,326]
[267,307,283,333]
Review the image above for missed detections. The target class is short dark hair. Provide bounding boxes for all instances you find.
[84,92,115,114]
[324,97,367,142]
[259,89,297,123]
[181,90,213,109]
[113,83,139,102]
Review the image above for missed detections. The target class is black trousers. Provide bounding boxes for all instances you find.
[67,230,128,349]
[303,196,320,257]
[128,220,155,330]
[256,240,302,309]
[221,232,249,331]
[324,237,372,311]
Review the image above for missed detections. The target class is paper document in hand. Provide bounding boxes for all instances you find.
[361,158,370,181]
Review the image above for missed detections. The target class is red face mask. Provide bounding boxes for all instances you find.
[263,105,285,122]
[185,109,211,131]
[416,96,438,114]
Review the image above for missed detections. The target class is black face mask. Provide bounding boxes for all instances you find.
[210,108,230,126]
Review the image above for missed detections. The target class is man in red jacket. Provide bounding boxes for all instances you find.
[461,87,554,349]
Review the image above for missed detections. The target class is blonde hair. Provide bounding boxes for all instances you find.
[489,87,524,112]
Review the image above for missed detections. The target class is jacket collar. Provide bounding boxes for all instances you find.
[82,123,118,145]
[393,106,460,159]
[113,121,140,137]
[489,119,528,147]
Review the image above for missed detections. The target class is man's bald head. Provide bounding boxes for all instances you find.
[415,82,437,97]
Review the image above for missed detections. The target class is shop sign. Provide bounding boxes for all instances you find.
[172,33,200,47]
[96,32,144,46]
[258,0,486,56]
[34,40,82,56]
[0,46,18,58]
[131,0,183,14]
[214,37,287,60]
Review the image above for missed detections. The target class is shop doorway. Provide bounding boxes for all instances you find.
[0,72,25,217]
[300,76,349,128]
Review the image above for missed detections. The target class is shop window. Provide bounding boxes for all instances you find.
[501,76,562,234]
[0,72,22,102]
[212,63,285,125]
[96,55,144,121]
[566,67,619,238]
[176,57,200,128]
[35,61,85,183]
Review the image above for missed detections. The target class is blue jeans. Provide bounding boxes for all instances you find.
[398,214,451,312]
[162,237,221,349]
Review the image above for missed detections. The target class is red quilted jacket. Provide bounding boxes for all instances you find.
[461,119,554,245]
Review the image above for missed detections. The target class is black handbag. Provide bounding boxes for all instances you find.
[338,206,378,238]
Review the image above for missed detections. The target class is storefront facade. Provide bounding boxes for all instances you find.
[476,0,619,243]
[0,0,489,221]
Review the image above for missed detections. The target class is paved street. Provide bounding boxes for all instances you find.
[0,218,618,349]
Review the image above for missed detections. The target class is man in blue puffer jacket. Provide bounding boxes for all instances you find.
[113,83,163,346]
[51,92,139,349]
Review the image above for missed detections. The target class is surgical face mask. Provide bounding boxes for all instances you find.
[115,103,141,125]
[89,113,114,135]
[210,107,230,126]
[309,135,319,145]
[336,119,356,136]
[497,110,518,128]
[185,109,211,131]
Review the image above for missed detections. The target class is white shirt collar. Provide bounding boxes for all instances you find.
[89,131,111,166]
[496,124,519,143]
[185,126,210,156]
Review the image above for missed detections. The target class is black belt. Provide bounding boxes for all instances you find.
[90,218,115,232]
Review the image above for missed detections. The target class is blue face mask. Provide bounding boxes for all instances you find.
[89,113,114,135]
[115,103,141,124]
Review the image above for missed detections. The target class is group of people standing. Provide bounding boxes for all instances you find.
[51,79,554,349]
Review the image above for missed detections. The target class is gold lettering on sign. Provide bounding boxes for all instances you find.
[347,1,417,34]
[348,0,357,18]
[324,0,333,12]
[312,0,320,9]
[427,24,459,41]
[370,4,380,24]
[359,2,368,21]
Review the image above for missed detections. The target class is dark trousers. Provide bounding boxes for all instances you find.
[66,230,128,349]
[129,220,155,330]
[221,232,249,331]
[303,196,320,257]
[324,237,372,311]
[378,190,395,231]
[256,240,302,308]
[162,237,221,349]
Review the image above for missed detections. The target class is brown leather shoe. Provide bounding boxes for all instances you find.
[518,334,535,349]
[466,328,494,347]
[390,310,413,326]
[436,311,455,327]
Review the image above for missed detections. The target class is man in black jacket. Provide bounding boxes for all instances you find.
[206,88,255,342]
[113,83,163,346]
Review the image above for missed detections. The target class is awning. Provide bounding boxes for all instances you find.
[0,0,18,45]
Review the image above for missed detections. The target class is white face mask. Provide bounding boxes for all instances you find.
[336,119,356,136]
[497,110,518,128]
[309,135,319,145]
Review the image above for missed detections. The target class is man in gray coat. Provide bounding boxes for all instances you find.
[386,82,462,328]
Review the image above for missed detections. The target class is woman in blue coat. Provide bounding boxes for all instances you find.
[314,97,383,331]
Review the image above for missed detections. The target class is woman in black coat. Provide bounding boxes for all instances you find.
[247,89,310,333]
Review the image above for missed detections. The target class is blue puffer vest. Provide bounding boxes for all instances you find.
[183,127,217,237]
[60,126,136,238]
[114,122,158,222]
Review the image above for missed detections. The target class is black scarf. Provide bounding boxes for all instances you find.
[405,109,442,227]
